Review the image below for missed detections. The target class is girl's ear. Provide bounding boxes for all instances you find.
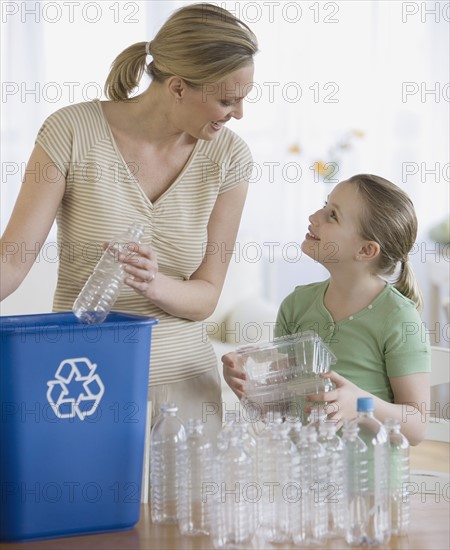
[167,77,185,101]
[357,241,380,261]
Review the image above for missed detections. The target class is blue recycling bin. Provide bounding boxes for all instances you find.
[0,312,158,541]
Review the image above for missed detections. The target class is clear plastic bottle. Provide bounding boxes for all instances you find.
[342,422,369,546]
[307,406,328,430]
[318,421,345,537]
[289,426,311,546]
[345,397,391,546]
[384,419,410,535]
[304,425,328,545]
[178,419,212,536]
[73,222,145,324]
[150,403,186,524]
[258,419,297,544]
[209,429,255,549]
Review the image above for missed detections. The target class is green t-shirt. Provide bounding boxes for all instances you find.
[275,280,430,403]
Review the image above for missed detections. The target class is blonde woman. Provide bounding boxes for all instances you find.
[1,3,258,438]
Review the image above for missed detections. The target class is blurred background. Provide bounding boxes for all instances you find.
[1,0,449,345]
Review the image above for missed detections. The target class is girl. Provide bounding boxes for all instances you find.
[223,174,430,445]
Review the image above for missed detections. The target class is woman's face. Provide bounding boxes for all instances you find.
[176,64,254,140]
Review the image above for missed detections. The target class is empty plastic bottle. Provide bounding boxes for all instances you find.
[258,419,297,544]
[318,421,345,537]
[289,425,311,546]
[307,406,328,430]
[345,397,391,546]
[384,419,410,535]
[73,222,145,324]
[342,422,369,546]
[304,425,328,545]
[150,403,186,524]
[209,428,255,549]
[178,419,212,536]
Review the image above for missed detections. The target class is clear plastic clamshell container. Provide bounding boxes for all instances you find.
[236,331,337,418]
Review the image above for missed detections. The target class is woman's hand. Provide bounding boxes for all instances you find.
[119,243,159,295]
[305,370,368,429]
[222,352,247,400]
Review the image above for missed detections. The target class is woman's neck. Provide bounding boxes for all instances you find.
[103,85,193,149]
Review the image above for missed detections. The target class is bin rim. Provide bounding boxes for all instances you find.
[0,311,158,333]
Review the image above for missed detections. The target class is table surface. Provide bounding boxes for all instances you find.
[3,441,449,550]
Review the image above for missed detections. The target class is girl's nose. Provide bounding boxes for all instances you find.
[309,209,321,224]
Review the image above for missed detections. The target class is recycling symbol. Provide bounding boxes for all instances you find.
[46,357,105,420]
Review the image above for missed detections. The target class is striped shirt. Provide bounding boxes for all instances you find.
[36,99,252,385]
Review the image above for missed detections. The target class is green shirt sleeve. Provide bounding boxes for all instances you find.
[383,303,431,378]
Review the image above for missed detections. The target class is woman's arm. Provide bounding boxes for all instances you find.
[0,144,65,300]
[308,370,430,446]
[122,181,248,321]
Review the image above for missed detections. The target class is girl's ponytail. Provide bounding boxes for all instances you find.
[395,258,424,313]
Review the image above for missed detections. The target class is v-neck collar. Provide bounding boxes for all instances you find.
[94,99,201,207]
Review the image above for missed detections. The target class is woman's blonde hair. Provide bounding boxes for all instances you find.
[104,3,258,100]
[347,174,424,312]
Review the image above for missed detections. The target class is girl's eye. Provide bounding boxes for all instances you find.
[323,201,337,220]
[220,100,233,107]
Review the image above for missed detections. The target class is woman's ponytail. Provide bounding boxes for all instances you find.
[104,42,148,101]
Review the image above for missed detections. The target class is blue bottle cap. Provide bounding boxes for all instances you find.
[357,397,374,412]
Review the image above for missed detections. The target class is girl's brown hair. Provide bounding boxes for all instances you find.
[104,3,258,101]
[347,174,424,312]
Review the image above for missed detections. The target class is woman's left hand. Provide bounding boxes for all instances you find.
[304,370,367,429]
[120,243,159,295]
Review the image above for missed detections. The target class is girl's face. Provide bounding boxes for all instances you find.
[301,181,368,268]
[174,64,254,140]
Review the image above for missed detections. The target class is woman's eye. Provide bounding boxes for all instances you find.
[220,100,233,107]
[330,210,337,220]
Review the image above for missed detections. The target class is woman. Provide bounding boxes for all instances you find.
[0,3,258,438]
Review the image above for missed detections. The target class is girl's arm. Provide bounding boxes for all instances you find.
[122,181,249,321]
[309,370,430,446]
[1,144,65,300]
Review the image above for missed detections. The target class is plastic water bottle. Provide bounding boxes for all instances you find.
[345,397,391,546]
[178,419,212,536]
[289,426,310,546]
[150,403,186,524]
[258,419,297,544]
[318,422,345,537]
[304,425,328,545]
[342,422,369,546]
[384,419,410,535]
[307,406,328,430]
[73,222,145,324]
[209,428,255,549]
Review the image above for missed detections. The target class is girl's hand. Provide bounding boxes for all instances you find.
[304,370,367,429]
[118,243,159,295]
[222,352,247,400]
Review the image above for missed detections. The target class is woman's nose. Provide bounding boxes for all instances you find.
[232,101,244,120]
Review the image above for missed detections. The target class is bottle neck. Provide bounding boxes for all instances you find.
[357,410,374,418]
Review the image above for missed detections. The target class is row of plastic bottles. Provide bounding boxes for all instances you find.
[149,398,409,548]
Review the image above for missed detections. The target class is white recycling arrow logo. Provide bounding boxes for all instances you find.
[46,357,105,420]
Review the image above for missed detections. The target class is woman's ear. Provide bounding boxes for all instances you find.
[167,76,185,101]
[357,241,380,261]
